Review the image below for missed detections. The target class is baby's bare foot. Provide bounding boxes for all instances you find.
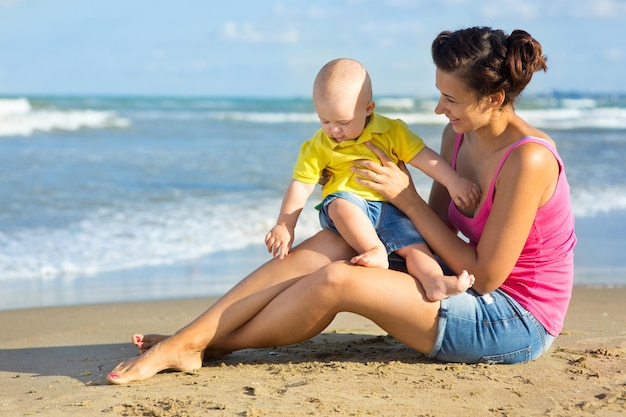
[458,270,475,291]
[350,246,389,269]
[107,335,203,384]
[422,270,476,302]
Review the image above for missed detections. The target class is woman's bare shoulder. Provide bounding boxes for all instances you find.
[515,115,556,147]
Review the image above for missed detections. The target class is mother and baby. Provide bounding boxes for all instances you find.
[107,26,576,384]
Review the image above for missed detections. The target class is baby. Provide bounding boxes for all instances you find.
[265,58,478,301]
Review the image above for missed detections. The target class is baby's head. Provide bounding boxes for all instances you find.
[313,58,375,142]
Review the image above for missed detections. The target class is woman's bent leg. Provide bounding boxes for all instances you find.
[108,230,355,384]
[211,261,441,357]
[427,289,554,364]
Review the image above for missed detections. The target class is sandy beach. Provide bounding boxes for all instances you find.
[1,286,624,417]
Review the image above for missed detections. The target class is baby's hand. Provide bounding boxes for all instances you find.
[265,224,294,259]
[450,177,481,209]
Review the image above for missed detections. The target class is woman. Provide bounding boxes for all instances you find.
[107,26,576,384]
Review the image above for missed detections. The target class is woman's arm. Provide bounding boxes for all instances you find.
[472,142,559,292]
[353,139,558,294]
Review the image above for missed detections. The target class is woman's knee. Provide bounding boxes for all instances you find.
[310,261,356,295]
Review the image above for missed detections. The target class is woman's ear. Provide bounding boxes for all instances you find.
[489,91,505,107]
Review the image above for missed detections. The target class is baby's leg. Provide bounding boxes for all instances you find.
[395,243,474,301]
[327,198,388,269]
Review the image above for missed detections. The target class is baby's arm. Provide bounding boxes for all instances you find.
[265,179,315,259]
[408,147,480,209]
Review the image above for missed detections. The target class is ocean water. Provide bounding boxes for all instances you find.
[1,94,625,311]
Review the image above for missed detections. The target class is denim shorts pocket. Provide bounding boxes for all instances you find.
[478,346,531,364]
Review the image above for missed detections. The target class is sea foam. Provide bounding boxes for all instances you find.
[0,194,322,282]
[0,98,130,136]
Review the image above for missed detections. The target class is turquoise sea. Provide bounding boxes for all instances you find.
[1,94,625,310]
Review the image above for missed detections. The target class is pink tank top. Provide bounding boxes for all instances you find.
[448,134,576,335]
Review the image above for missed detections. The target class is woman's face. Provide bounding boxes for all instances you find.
[434,69,492,133]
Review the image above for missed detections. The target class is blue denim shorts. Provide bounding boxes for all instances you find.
[319,192,425,253]
[427,288,556,364]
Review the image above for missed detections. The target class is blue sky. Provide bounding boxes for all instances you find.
[0,0,624,97]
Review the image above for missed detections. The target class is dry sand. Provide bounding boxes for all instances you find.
[1,286,624,416]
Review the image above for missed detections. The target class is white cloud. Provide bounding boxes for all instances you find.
[306,6,328,19]
[218,21,299,44]
[0,0,21,7]
[189,61,210,72]
[479,0,539,20]
[466,0,626,21]
[272,3,300,18]
[383,0,421,7]
[286,57,311,69]
[151,50,168,59]
[353,19,422,49]
[605,48,625,61]
[571,0,626,19]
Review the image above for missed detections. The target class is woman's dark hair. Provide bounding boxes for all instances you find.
[431,27,547,106]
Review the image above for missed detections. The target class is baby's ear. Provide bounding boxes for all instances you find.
[366,100,376,115]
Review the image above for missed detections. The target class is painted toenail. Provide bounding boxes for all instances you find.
[108,373,119,379]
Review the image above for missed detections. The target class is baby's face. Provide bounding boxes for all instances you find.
[314,96,374,142]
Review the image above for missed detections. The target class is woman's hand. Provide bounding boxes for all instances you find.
[318,169,332,186]
[352,142,420,208]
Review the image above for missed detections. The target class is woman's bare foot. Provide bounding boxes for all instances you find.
[350,246,389,269]
[133,334,168,354]
[132,333,232,360]
[107,335,203,384]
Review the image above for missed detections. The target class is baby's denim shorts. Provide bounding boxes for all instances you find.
[426,288,556,364]
[318,192,425,253]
